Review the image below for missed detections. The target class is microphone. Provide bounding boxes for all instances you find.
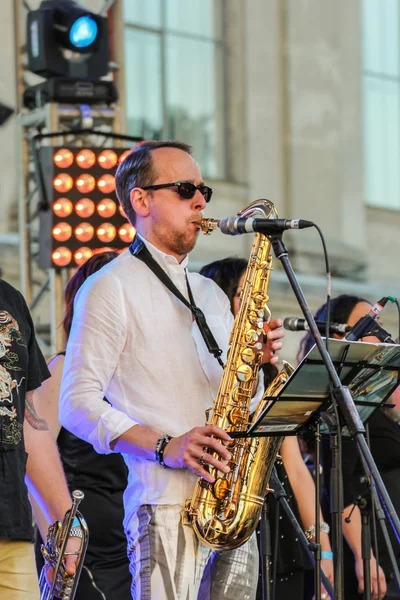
[283,317,350,335]
[345,297,395,343]
[219,216,314,236]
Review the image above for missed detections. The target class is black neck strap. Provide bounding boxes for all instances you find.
[129,237,224,368]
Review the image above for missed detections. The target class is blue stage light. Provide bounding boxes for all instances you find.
[69,16,98,48]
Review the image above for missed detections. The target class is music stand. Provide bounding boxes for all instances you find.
[231,339,400,600]
[239,339,400,439]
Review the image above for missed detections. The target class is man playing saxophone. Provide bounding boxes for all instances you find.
[59,140,284,600]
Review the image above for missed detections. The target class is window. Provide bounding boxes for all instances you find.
[123,0,226,179]
[362,0,400,209]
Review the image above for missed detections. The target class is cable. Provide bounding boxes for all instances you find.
[395,298,400,343]
[311,223,331,355]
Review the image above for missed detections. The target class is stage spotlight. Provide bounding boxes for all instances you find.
[27,1,109,80]
[39,146,136,269]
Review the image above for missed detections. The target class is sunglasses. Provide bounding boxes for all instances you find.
[141,182,213,203]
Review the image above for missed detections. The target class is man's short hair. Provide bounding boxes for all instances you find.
[115,140,193,225]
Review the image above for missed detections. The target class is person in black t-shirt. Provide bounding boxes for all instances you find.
[32,251,131,600]
[0,278,81,600]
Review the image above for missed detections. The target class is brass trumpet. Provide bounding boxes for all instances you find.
[39,490,89,600]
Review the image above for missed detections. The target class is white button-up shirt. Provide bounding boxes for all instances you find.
[60,238,262,527]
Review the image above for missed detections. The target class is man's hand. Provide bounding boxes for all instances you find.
[64,534,83,575]
[163,425,232,483]
[44,533,82,587]
[355,555,387,599]
[261,318,284,365]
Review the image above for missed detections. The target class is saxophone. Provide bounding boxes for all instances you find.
[183,199,294,551]
[39,490,89,600]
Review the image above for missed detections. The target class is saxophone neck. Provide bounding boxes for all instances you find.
[198,218,220,234]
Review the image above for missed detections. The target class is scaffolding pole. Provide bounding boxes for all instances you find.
[14,0,126,356]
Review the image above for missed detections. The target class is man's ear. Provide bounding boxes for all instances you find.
[130,187,150,218]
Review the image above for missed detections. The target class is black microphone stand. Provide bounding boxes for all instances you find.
[268,234,400,600]
[345,488,374,600]
[259,494,273,600]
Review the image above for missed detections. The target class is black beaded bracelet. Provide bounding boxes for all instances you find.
[154,434,173,467]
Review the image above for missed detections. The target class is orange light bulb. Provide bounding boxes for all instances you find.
[97,198,116,218]
[118,224,136,243]
[52,222,72,242]
[118,150,131,163]
[52,247,72,267]
[52,198,73,217]
[53,173,73,193]
[98,150,118,169]
[75,198,95,218]
[76,149,96,169]
[76,174,96,194]
[97,174,115,194]
[97,223,116,242]
[75,222,94,242]
[53,148,74,168]
[74,247,93,266]
[118,205,127,218]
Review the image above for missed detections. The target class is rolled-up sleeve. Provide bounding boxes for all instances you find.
[59,271,138,454]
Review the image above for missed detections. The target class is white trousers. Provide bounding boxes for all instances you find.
[126,504,258,600]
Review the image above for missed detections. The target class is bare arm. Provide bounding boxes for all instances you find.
[281,437,332,551]
[32,354,64,441]
[24,390,71,535]
[28,355,65,540]
[280,436,334,590]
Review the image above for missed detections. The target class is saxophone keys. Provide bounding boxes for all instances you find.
[245,329,259,343]
[213,477,231,500]
[228,407,244,426]
[236,364,253,382]
[241,348,255,363]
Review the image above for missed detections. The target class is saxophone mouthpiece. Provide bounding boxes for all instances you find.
[198,218,220,235]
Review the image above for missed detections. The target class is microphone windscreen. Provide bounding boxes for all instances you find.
[219,216,237,235]
[283,317,298,331]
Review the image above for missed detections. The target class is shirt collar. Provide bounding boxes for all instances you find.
[138,234,189,272]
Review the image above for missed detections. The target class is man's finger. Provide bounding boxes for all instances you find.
[64,555,77,576]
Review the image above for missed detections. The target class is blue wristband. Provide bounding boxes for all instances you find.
[321,551,333,560]
[72,517,81,528]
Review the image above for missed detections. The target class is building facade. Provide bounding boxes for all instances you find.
[1,0,399,361]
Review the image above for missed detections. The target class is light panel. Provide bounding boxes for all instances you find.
[39,146,135,269]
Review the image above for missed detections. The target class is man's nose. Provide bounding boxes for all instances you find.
[192,189,206,211]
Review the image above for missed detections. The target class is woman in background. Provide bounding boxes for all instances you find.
[33,251,131,600]
[200,257,334,600]
[298,294,397,599]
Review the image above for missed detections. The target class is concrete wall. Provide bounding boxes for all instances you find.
[1,0,399,362]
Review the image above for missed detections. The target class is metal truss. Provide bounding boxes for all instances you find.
[14,0,126,355]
